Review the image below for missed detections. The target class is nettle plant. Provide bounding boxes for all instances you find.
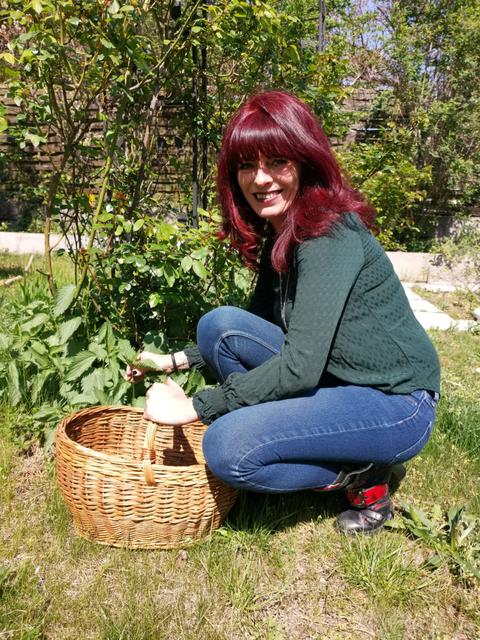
[0,280,136,448]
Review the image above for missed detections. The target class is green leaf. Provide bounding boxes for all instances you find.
[31,370,54,405]
[93,387,112,405]
[143,331,168,353]
[81,368,107,394]
[107,0,120,14]
[192,259,208,280]
[63,351,97,382]
[127,358,163,371]
[29,340,48,356]
[43,426,57,452]
[116,339,137,363]
[21,313,50,333]
[57,316,82,344]
[103,322,115,355]
[7,361,21,406]
[53,284,76,318]
[191,247,209,260]
[32,404,63,421]
[133,219,144,232]
[181,255,193,272]
[0,52,15,65]
[24,132,45,147]
[148,293,161,308]
[88,341,108,361]
[30,0,43,14]
[163,263,176,287]
[101,38,115,49]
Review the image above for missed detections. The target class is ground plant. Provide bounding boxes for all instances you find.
[0,231,251,446]
[0,309,479,638]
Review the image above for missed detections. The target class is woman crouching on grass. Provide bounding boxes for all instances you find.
[126,90,440,535]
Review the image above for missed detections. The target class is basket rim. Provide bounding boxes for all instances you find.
[56,405,208,470]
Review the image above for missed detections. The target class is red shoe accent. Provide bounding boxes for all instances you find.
[345,483,389,509]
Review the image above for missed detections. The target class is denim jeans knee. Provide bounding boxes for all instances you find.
[196,306,285,383]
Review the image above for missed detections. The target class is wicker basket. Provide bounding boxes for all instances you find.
[55,406,238,549]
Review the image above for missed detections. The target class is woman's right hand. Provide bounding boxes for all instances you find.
[124,351,173,382]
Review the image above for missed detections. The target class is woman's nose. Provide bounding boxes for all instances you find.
[253,165,272,186]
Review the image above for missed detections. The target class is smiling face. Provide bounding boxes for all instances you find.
[236,154,300,231]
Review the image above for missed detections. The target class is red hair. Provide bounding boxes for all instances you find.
[217,90,376,272]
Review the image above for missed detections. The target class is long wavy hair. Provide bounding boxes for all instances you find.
[217,90,376,272]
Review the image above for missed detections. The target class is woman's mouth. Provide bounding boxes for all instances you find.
[254,190,282,203]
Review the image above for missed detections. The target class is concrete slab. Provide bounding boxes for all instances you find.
[402,284,478,332]
[0,232,70,254]
[387,252,430,283]
[387,251,478,287]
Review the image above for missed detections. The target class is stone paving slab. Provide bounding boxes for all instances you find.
[402,284,477,332]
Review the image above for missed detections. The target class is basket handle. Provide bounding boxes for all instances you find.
[142,420,158,486]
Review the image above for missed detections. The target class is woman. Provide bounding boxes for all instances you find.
[126,91,440,535]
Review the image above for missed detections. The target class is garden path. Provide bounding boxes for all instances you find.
[402,283,476,331]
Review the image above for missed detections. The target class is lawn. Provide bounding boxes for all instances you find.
[1,263,479,640]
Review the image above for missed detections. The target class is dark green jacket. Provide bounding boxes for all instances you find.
[190,214,441,424]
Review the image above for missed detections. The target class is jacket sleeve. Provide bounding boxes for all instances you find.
[192,228,365,423]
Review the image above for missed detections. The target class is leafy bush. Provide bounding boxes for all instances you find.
[84,215,254,344]
[340,125,434,251]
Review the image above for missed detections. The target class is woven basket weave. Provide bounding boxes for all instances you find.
[56,406,238,549]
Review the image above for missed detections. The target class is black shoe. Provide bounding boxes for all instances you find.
[336,483,394,535]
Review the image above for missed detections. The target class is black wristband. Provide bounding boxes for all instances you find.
[170,352,178,373]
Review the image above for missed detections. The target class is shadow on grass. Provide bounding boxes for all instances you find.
[224,489,344,535]
[222,464,407,536]
[0,263,24,280]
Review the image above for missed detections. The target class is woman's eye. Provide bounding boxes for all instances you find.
[271,158,288,168]
[238,161,255,171]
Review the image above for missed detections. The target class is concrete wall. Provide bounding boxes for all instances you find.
[386,251,478,286]
[0,232,71,254]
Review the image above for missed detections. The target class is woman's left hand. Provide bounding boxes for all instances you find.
[143,378,199,426]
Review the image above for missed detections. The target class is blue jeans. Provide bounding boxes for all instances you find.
[198,306,438,493]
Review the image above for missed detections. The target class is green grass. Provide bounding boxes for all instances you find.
[0,251,74,300]
[1,326,480,640]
